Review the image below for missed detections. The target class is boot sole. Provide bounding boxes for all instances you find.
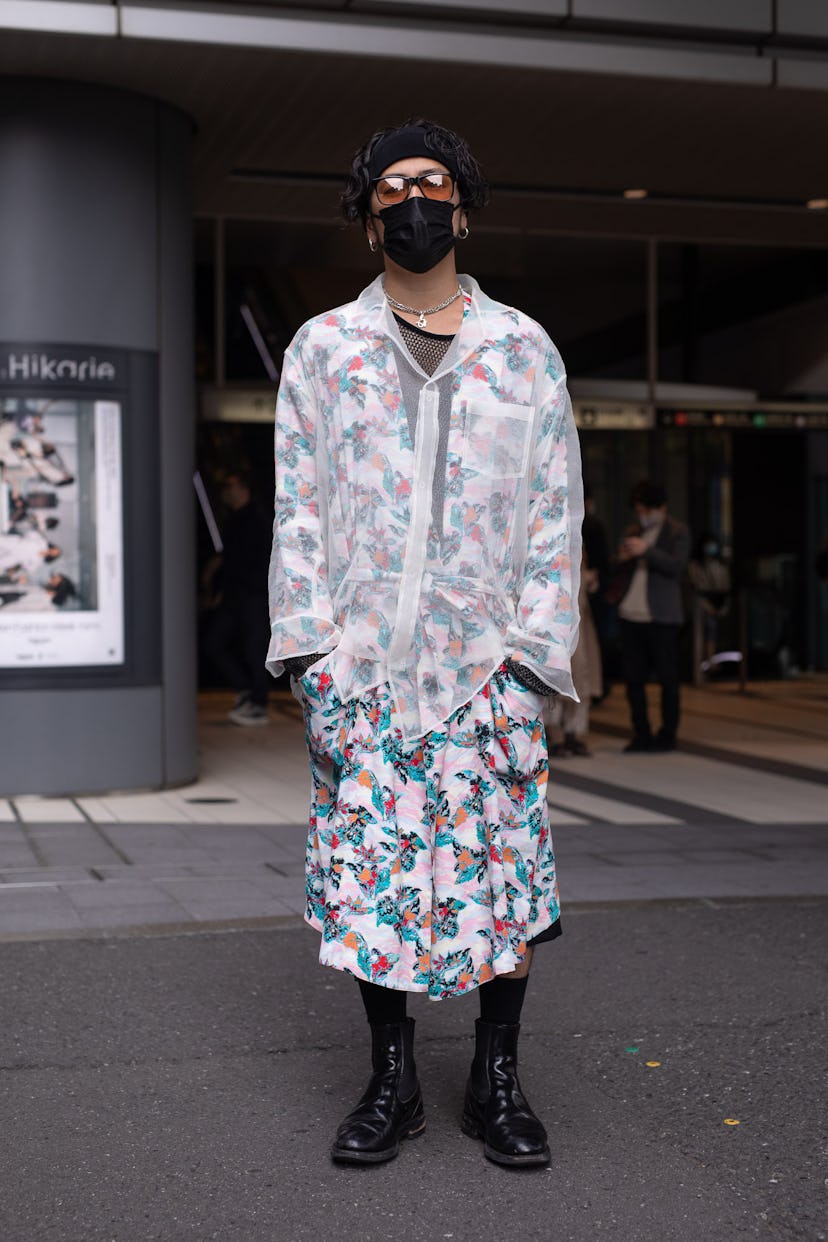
[330,1117,426,1165]
[461,1114,550,1168]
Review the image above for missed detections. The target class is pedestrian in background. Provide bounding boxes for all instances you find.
[545,549,602,756]
[202,471,271,726]
[267,119,583,1169]
[617,480,689,752]
[581,484,611,699]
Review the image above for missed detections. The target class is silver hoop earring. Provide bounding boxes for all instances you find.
[368,238,378,253]
[458,226,470,240]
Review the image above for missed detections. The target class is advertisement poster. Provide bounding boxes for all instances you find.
[0,397,124,667]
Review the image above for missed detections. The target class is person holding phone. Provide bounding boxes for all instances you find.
[617,480,690,752]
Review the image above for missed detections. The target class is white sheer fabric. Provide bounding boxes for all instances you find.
[267,274,583,741]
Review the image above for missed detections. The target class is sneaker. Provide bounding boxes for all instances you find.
[623,736,652,753]
[651,734,677,752]
[228,700,269,727]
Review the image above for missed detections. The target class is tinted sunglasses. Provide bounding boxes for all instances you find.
[372,172,456,207]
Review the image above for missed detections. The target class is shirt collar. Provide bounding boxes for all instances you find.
[356,272,484,314]
[354,274,494,383]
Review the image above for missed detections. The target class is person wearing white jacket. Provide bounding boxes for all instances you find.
[268,119,583,1168]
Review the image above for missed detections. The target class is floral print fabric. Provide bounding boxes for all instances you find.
[300,657,559,999]
[267,274,584,741]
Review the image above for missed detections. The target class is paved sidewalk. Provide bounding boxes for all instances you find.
[1,815,827,938]
[1,682,827,937]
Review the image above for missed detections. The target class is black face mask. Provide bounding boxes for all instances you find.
[378,197,457,274]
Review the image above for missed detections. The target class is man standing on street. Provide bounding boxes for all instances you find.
[617,480,689,752]
[267,119,583,1168]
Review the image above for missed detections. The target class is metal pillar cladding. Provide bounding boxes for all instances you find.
[0,79,196,795]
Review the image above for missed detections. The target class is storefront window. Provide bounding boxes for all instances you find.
[657,243,828,400]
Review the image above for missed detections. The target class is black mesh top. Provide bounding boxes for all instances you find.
[393,313,454,376]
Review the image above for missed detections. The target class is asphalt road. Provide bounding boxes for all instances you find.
[1,900,826,1242]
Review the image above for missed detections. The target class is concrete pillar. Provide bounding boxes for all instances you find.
[0,79,196,794]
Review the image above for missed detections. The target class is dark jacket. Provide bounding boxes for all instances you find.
[222,502,271,600]
[645,515,690,624]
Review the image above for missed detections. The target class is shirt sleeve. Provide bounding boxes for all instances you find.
[265,340,341,678]
[505,343,584,701]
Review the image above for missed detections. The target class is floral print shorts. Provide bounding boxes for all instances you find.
[298,660,561,1000]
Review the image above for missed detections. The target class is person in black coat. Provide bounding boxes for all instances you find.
[616,480,690,752]
[202,471,272,726]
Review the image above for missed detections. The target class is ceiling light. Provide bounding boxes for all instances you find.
[806,198,828,210]
[623,188,648,200]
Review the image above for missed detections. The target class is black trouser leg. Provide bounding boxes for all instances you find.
[478,975,529,1026]
[202,602,247,694]
[236,594,270,707]
[203,597,269,705]
[652,623,680,741]
[620,620,652,739]
[358,979,407,1024]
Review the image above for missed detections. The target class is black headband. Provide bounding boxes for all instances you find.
[368,125,458,181]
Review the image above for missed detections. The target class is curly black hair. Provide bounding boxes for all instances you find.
[341,118,489,227]
[630,480,668,509]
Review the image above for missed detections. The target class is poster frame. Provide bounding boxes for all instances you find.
[0,344,161,690]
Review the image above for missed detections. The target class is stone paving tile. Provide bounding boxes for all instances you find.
[0,867,93,885]
[555,824,675,850]
[753,844,828,861]
[0,823,27,841]
[155,876,297,920]
[244,869,304,899]
[251,836,307,857]
[714,866,828,898]
[262,859,306,878]
[73,797,118,823]
[13,798,85,824]
[23,824,124,867]
[104,843,217,866]
[71,904,196,930]
[0,844,41,868]
[678,848,782,864]
[177,826,281,860]
[632,823,821,848]
[0,888,84,932]
[91,862,235,880]
[550,789,680,825]
[82,794,195,824]
[594,849,762,868]
[263,896,307,917]
[59,881,189,911]
[561,862,828,903]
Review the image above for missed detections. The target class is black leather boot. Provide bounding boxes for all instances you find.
[462,1018,550,1167]
[331,1017,425,1164]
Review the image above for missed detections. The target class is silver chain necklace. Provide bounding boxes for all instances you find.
[385,284,462,330]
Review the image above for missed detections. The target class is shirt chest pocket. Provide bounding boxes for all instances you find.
[462,401,533,478]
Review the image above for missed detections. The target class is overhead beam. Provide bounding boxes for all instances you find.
[0,1,116,35]
[3,1,828,89]
[117,5,772,84]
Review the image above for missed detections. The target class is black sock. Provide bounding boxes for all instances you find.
[479,975,529,1026]
[358,979,407,1024]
